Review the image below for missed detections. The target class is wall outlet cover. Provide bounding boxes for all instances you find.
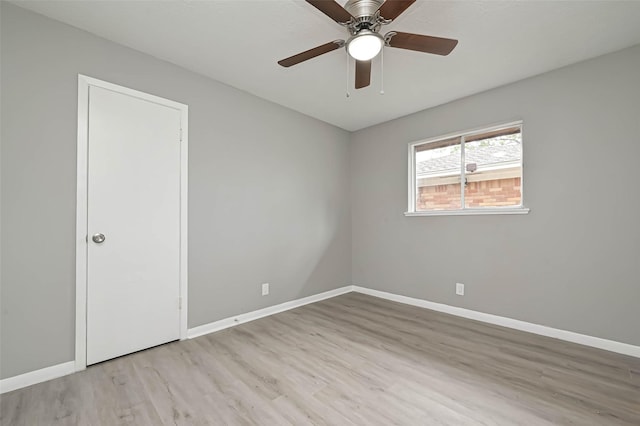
[456,283,465,296]
[262,283,269,296]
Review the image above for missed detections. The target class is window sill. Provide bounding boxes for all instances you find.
[404,207,530,217]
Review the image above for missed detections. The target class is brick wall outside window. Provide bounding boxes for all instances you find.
[418,177,521,210]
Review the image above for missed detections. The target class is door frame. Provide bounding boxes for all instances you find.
[75,75,188,371]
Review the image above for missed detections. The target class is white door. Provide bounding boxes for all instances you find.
[86,85,182,365]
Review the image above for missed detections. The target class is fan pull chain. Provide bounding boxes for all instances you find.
[345,54,350,98]
[380,48,385,95]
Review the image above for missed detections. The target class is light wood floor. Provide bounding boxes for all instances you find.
[1,292,639,425]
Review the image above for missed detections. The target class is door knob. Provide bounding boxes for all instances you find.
[92,233,106,244]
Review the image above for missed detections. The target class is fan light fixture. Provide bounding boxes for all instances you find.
[277,0,459,91]
[346,30,384,61]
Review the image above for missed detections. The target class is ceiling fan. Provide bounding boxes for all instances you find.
[277,0,458,89]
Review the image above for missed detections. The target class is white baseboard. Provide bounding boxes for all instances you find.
[4,284,637,394]
[187,286,353,339]
[0,361,76,394]
[352,286,640,358]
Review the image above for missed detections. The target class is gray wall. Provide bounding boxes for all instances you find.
[0,3,351,379]
[2,2,639,382]
[351,44,640,346]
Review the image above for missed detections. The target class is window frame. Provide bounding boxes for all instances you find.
[406,120,530,216]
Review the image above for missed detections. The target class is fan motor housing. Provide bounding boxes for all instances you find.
[344,0,384,19]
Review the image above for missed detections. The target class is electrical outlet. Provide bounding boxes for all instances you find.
[456,283,465,296]
[261,283,269,296]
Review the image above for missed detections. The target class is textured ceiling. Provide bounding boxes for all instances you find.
[13,0,640,131]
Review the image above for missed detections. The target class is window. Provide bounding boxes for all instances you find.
[407,122,529,216]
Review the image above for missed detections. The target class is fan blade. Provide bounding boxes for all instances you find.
[377,0,416,21]
[387,32,458,56]
[278,41,343,67]
[355,60,371,89]
[306,0,354,23]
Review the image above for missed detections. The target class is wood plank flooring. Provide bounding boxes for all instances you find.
[1,292,639,425]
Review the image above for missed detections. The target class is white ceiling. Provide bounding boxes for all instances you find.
[14,0,640,131]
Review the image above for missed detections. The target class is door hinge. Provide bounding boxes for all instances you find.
[179,128,183,142]
[179,297,182,310]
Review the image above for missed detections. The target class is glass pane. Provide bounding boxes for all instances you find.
[464,130,522,208]
[415,139,462,211]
